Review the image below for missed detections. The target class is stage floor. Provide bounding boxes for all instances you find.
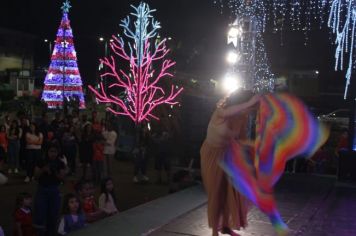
[152,175,356,236]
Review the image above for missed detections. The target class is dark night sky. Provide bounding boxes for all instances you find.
[0,0,346,89]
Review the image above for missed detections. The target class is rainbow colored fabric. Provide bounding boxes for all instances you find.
[220,93,329,230]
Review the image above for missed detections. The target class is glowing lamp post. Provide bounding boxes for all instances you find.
[226,51,240,65]
[223,73,241,94]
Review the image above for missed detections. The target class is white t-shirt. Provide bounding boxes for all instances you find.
[102,130,117,155]
[26,133,43,150]
[99,193,118,214]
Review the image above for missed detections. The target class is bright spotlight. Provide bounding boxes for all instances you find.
[226,51,239,64]
[223,74,240,93]
[99,37,104,42]
[228,27,241,38]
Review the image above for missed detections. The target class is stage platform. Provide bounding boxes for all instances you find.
[73,175,356,236]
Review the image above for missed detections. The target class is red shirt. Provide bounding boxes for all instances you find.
[0,132,8,152]
[92,142,104,161]
[14,208,37,236]
[92,122,102,133]
[82,196,96,214]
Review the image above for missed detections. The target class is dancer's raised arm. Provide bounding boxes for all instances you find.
[218,94,260,119]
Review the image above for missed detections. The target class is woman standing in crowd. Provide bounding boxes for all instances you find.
[80,124,94,180]
[62,126,78,175]
[102,123,117,177]
[8,120,22,174]
[33,143,67,236]
[24,123,43,183]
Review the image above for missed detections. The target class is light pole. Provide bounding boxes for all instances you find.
[99,37,111,92]
[227,16,257,91]
[223,21,241,95]
[44,39,53,59]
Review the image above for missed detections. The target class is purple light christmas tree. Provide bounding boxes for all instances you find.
[42,0,85,109]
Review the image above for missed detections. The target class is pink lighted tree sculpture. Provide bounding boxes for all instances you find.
[89,2,183,124]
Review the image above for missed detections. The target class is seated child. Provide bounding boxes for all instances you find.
[99,178,118,216]
[58,193,86,235]
[14,192,36,236]
[76,180,105,223]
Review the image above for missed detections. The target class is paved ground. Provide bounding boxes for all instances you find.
[0,158,171,235]
[151,175,356,236]
[3,167,356,236]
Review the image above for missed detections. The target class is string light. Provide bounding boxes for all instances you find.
[88,2,183,123]
[214,0,356,97]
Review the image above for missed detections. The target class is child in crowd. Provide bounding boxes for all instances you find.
[99,178,118,216]
[76,180,105,223]
[58,193,86,235]
[14,192,36,236]
[92,133,105,184]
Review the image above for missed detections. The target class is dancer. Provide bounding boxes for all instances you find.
[217,92,329,236]
[200,90,259,236]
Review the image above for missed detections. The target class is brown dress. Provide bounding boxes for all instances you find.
[200,109,249,234]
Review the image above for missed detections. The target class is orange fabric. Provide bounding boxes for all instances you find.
[200,140,248,232]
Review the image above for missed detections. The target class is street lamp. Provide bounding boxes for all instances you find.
[228,27,241,39]
[44,39,53,59]
[99,37,109,92]
[223,73,241,94]
[227,21,242,48]
[226,51,240,65]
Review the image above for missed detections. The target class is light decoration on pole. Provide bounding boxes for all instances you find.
[88,2,183,124]
[223,73,241,93]
[41,0,85,109]
[226,51,240,64]
[225,2,275,92]
[214,0,356,98]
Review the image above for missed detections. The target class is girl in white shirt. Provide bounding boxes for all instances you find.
[99,178,118,216]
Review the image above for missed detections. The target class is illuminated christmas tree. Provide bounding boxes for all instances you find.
[42,0,85,109]
[89,2,183,124]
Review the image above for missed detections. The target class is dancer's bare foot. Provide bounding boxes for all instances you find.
[220,227,241,236]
